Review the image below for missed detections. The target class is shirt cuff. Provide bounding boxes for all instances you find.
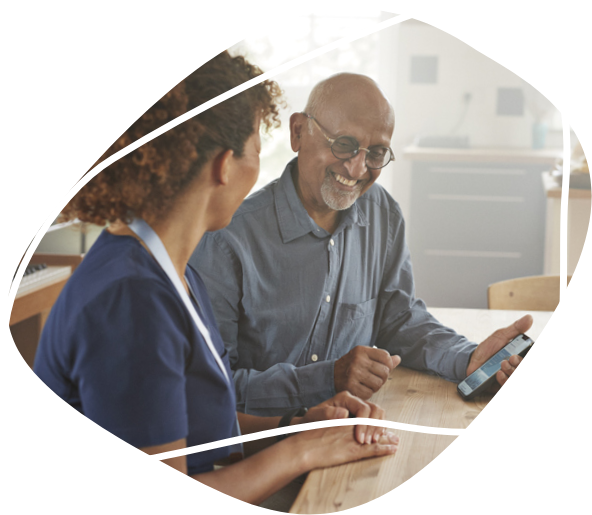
[296,359,336,407]
[453,342,478,381]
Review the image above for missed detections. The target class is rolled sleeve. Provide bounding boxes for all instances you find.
[375,209,477,383]
[233,360,336,416]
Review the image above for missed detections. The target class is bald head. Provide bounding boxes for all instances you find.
[289,73,395,223]
[304,73,394,130]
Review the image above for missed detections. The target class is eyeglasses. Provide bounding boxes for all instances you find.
[301,112,395,170]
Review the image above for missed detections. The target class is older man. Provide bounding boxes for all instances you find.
[190,73,530,416]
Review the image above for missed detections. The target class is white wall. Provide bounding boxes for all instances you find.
[35,18,566,263]
[383,20,560,222]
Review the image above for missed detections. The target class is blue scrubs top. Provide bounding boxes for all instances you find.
[34,230,237,475]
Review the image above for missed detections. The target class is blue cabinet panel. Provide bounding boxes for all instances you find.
[408,161,546,308]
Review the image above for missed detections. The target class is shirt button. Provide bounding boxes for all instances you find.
[311,354,318,362]
[325,295,331,303]
[330,239,335,246]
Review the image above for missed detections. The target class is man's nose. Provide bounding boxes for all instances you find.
[344,151,368,179]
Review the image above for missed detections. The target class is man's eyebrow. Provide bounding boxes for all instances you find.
[319,118,390,146]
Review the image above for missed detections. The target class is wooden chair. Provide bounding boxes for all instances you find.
[487,275,571,311]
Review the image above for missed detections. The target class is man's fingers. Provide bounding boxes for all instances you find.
[366,347,395,369]
[367,361,391,383]
[359,373,385,393]
[351,363,384,393]
[496,369,509,386]
[515,314,534,332]
[335,347,401,399]
[355,360,397,394]
[338,380,374,400]
[500,355,522,376]
[468,316,532,378]
[367,346,399,373]
[335,347,392,396]
[497,353,525,387]
[496,314,533,342]
[508,354,523,367]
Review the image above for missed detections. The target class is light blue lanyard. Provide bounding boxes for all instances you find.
[128,219,243,455]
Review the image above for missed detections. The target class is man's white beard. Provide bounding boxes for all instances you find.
[320,171,362,211]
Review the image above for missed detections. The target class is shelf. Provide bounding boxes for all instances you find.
[403,145,563,165]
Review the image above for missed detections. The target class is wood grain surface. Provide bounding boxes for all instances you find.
[290,308,552,513]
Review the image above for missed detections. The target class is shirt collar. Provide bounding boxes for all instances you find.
[275,158,369,244]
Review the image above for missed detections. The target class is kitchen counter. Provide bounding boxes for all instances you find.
[403,145,562,165]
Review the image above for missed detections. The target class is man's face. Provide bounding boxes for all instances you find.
[290,96,394,214]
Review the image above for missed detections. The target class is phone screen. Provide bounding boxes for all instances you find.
[458,334,533,398]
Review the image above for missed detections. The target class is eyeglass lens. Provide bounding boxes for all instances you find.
[331,136,393,169]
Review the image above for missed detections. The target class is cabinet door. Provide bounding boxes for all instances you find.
[408,161,546,308]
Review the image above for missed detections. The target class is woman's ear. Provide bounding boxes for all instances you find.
[212,149,235,186]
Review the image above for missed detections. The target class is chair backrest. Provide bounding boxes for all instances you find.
[488,275,571,311]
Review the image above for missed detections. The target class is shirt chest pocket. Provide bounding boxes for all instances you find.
[332,297,378,353]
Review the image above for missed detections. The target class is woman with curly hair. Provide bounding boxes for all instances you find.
[33,51,399,505]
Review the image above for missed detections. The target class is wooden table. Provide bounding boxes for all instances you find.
[290,308,553,514]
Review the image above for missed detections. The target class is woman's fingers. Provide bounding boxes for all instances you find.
[363,402,385,444]
[299,426,400,470]
[300,405,348,425]
[306,393,390,444]
[354,431,399,460]
[332,391,371,418]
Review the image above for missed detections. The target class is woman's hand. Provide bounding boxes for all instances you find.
[290,425,399,472]
[294,391,387,445]
[193,424,399,506]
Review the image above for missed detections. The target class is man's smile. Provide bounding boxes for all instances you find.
[332,173,358,187]
[329,170,363,189]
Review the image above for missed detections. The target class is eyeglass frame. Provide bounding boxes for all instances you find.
[301,112,395,170]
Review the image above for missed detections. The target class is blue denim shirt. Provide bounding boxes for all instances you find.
[190,158,476,416]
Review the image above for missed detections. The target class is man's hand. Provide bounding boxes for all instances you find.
[466,314,533,388]
[297,391,387,445]
[334,346,401,400]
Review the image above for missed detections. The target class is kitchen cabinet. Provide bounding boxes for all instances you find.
[404,146,561,308]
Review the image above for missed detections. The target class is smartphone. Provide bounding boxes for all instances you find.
[457,334,534,400]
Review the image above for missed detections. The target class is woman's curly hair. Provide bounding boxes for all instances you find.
[62,51,283,225]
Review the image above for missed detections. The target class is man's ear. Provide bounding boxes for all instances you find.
[289,112,305,152]
[212,149,234,186]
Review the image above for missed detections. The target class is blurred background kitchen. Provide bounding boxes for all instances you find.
[33,10,590,310]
